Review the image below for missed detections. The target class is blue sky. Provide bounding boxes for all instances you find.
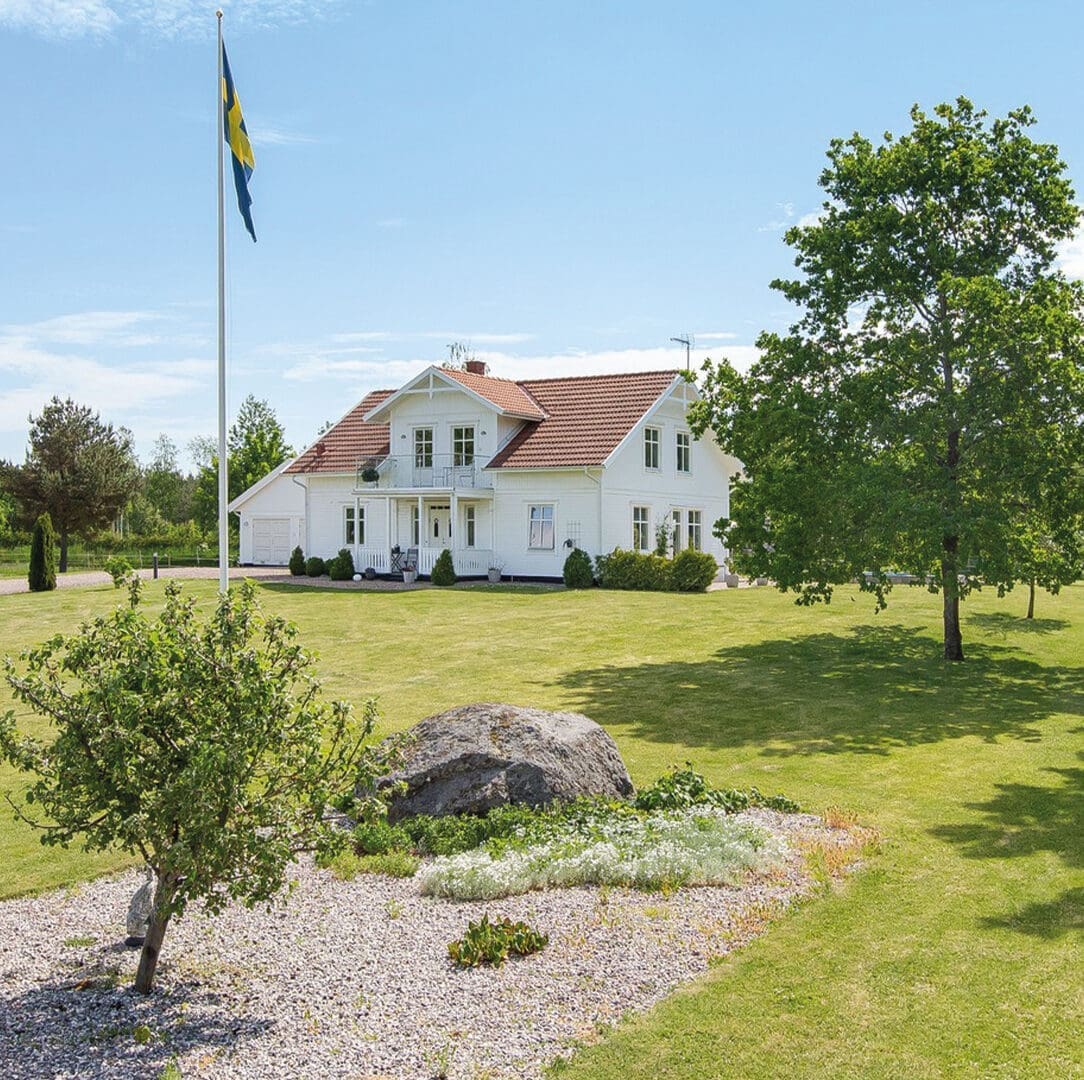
[3,0,1084,468]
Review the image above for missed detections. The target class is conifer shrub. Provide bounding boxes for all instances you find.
[288,545,306,576]
[669,549,719,592]
[28,512,57,592]
[328,547,355,581]
[304,556,327,577]
[431,549,457,586]
[562,546,594,588]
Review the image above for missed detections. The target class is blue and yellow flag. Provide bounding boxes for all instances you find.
[221,43,256,242]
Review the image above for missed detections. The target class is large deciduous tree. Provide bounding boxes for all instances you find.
[691,99,1084,660]
[0,581,384,994]
[1,398,140,572]
[193,396,293,531]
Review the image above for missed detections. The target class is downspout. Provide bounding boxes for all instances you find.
[583,466,603,556]
[291,473,309,554]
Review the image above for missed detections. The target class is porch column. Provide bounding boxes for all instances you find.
[385,497,392,557]
[450,491,458,550]
[417,494,424,547]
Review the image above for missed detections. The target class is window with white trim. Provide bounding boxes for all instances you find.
[411,505,420,545]
[632,506,650,552]
[414,427,433,468]
[453,426,475,466]
[644,426,660,470]
[676,431,691,473]
[671,509,682,553]
[344,505,364,545]
[465,505,476,547]
[688,509,703,551]
[528,504,554,549]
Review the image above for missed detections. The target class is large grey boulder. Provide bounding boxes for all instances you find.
[378,703,634,821]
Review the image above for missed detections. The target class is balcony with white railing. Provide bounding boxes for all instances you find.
[356,454,493,490]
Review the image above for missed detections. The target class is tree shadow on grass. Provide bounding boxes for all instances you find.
[968,612,1070,636]
[0,969,271,1079]
[930,747,1083,938]
[555,624,1084,756]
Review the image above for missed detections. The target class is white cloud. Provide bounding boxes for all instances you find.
[1056,221,1084,280]
[250,126,319,148]
[475,345,760,381]
[694,331,738,341]
[3,310,173,348]
[0,0,341,40]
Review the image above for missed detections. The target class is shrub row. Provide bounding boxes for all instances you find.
[594,547,718,592]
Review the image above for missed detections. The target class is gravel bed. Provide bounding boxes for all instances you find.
[0,811,855,1079]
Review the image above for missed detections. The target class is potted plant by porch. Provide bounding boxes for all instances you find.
[723,565,741,588]
[487,561,504,584]
[360,466,380,485]
[402,560,418,585]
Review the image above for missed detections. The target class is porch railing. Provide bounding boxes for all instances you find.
[352,546,495,576]
[356,454,493,490]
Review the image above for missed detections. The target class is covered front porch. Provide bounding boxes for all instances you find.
[348,490,497,578]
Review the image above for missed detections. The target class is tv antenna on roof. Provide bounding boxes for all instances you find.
[670,334,694,372]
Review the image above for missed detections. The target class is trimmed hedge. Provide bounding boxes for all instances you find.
[304,556,327,577]
[595,547,718,593]
[562,547,594,588]
[431,548,457,586]
[328,547,355,581]
[288,545,306,576]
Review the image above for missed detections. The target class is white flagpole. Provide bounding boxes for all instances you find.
[216,10,229,594]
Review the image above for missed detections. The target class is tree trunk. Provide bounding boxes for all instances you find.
[941,545,964,662]
[134,874,175,994]
[58,529,69,573]
[1026,580,1035,620]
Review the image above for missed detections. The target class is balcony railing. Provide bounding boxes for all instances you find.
[356,453,492,490]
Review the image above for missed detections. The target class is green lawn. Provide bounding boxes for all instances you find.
[1,579,1081,1077]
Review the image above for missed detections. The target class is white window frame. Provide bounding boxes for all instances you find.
[464,505,476,548]
[644,426,661,470]
[687,509,703,551]
[528,504,555,550]
[344,505,356,546]
[671,508,682,553]
[632,505,650,552]
[452,425,475,467]
[414,426,433,468]
[411,505,420,545]
[676,430,691,474]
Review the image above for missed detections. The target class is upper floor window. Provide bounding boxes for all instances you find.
[676,431,691,473]
[414,427,433,468]
[528,504,554,549]
[632,506,650,552]
[644,426,661,470]
[453,426,475,466]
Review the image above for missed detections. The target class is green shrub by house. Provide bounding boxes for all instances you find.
[328,547,355,581]
[669,549,719,592]
[304,556,327,577]
[595,548,671,591]
[288,545,306,576]
[431,549,457,586]
[28,513,57,592]
[562,546,594,588]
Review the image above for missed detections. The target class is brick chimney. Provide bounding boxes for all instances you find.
[465,359,488,376]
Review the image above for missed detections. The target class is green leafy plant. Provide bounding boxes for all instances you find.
[304,555,327,577]
[431,548,457,586]
[562,547,594,588]
[669,549,719,592]
[634,765,800,814]
[447,913,549,967]
[28,512,58,592]
[327,547,355,581]
[0,580,383,993]
[104,555,133,588]
[288,545,306,576]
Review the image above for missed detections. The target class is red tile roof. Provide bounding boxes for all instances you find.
[285,389,394,474]
[487,371,680,468]
[285,371,681,474]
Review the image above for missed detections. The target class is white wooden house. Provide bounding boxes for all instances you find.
[229,362,742,578]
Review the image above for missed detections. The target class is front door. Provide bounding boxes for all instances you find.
[427,505,452,548]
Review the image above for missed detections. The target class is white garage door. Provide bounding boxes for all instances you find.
[252,518,291,565]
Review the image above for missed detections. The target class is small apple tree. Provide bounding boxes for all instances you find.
[0,580,383,993]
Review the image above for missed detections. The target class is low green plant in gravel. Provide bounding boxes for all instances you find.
[447,912,549,967]
[633,765,799,814]
[321,848,420,879]
[419,808,788,900]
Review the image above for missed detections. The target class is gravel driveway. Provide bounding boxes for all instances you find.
[0,811,855,1080]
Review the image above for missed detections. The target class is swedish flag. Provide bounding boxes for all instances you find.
[222,43,256,242]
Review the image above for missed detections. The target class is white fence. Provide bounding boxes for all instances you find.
[353,546,494,576]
